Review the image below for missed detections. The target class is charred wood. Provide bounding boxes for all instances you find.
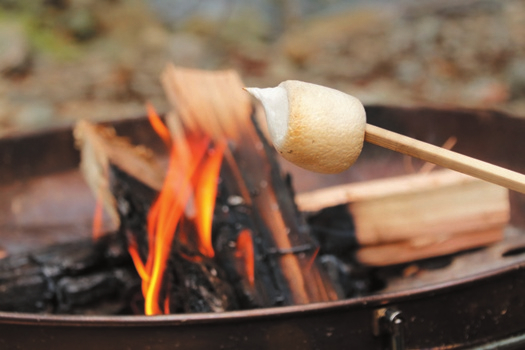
[166,251,238,313]
[213,183,291,309]
[159,65,341,306]
[109,164,157,262]
[307,204,358,256]
[301,170,509,266]
[0,233,140,314]
[227,113,343,304]
[66,66,344,316]
[109,161,239,314]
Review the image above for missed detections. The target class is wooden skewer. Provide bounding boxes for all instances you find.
[365,124,525,194]
[246,80,525,194]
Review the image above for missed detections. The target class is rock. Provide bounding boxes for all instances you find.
[15,100,55,129]
[167,33,207,67]
[463,77,509,106]
[0,23,32,77]
[139,25,169,51]
[67,7,99,41]
[395,59,423,85]
[506,58,525,100]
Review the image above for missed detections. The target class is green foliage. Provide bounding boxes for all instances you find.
[0,3,83,61]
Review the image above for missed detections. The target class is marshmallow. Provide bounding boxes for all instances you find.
[246,80,366,174]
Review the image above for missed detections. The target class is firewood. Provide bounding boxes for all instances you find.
[161,66,342,304]
[356,227,502,266]
[74,120,165,230]
[297,169,503,212]
[165,251,238,313]
[109,149,295,310]
[298,169,509,265]
[213,176,296,309]
[71,66,342,315]
[109,163,238,313]
[0,233,140,314]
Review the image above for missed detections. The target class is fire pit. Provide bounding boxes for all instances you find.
[2,102,525,349]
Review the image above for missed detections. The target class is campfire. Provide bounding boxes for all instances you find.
[70,66,341,315]
[2,66,525,349]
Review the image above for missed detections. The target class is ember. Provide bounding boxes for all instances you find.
[91,197,104,240]
[234,228,255,287]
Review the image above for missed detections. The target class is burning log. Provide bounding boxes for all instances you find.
[75,119,239,315]
[300,169,510,266]
[109,162,238,314]
[73,119,164,234]
[160,66,341,305]
[71,66,342,316]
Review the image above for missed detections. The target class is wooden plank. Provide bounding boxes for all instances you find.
[356,227,503,266]
[297,169,509,265]
[350,171,509,246]
[297,169,490,212]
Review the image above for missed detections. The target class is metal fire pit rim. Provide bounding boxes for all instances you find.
[1,254,523,328]
[2,104,521,184]
[0,115,150,141]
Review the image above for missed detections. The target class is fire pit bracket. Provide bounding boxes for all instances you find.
[373,308,406,350]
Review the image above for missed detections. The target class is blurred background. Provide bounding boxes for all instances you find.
[1,0,525,135]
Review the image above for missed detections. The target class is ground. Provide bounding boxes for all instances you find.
[2,0,525,136]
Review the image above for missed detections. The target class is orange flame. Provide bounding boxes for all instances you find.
[146,102,172,149]
[127,104,226,315]
[235,229,255,287]
[92,196,104,240]
[305,246,320,272]
[127,236,149,281]
[193,141,227,258]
